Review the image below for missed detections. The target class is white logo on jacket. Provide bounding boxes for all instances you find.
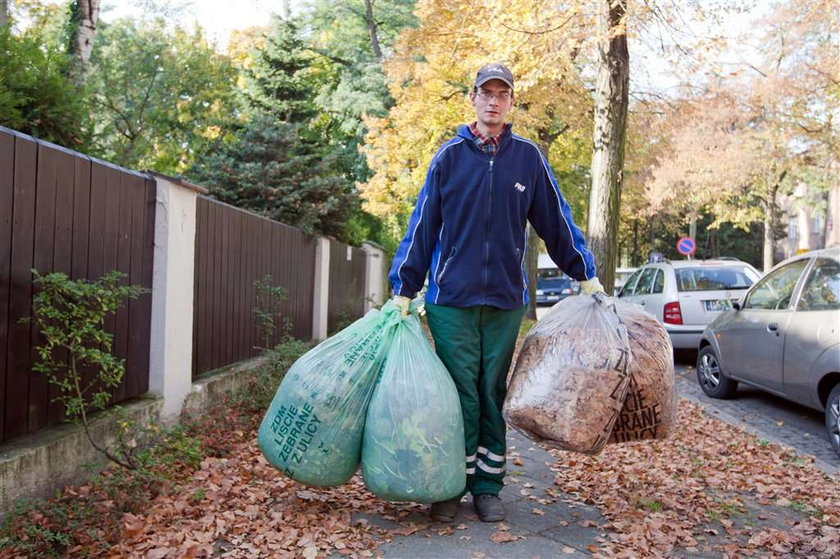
[514,182,526,192]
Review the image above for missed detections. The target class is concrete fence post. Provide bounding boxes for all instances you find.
[361,242,388,312]
[312,237,330,340]
[147,172,207,421]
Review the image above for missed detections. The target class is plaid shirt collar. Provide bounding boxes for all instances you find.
[468,122,509,156]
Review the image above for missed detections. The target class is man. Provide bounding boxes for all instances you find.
[389,63,605,523]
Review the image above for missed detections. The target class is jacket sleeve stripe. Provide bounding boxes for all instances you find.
[392,138,465,295]
[514,136,592,278]
[393,190,430,294]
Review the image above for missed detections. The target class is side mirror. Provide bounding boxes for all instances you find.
[732,301,741,311]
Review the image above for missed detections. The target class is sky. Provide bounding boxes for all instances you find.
[101,0,287,50]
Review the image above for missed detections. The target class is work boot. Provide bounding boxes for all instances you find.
[474,494,505,522]
[429,497,460,523]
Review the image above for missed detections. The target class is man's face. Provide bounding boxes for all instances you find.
[470,79,514,128]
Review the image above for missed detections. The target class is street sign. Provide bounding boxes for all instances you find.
[677,236,696,256]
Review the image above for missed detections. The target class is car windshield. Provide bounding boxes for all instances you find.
[674,265,758,292]
[538,268,563,280]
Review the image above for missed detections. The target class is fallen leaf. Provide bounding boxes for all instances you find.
[302,546,319,559]
[532,508,546,516]
[562,546,576,554]
[490,531,522,544]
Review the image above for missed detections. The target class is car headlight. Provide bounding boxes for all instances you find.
[536,289,544,295]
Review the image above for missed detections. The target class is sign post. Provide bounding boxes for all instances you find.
[677,237,696,259]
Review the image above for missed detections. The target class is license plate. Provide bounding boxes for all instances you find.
[704,299,733,311]
[547,295,559,301]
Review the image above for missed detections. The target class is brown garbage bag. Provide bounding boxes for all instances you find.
[503,295,632,454]
[607,300,676,444]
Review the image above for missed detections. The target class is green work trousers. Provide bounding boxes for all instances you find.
[425,303,526,497]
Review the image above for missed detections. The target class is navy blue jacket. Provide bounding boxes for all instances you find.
[389,124,597,309]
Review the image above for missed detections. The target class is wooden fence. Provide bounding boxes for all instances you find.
[192,197,320,376]
[0,127,155,443]
[0,127,376,445]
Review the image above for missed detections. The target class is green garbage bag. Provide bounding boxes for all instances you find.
[361,305,466,503]
[257,302,402,487]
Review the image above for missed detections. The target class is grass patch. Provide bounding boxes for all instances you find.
[519,317,538,337]
[790,500,817,515]
[638,498,664,512]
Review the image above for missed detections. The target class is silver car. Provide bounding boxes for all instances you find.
[697,247,840,458]
[617,259,761,349]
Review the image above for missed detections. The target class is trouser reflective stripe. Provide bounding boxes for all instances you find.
[425,303,525,497]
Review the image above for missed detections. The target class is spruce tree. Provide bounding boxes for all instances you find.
[244,17,316,123]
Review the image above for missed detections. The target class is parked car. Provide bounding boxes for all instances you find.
[614,267,638,295]
[696,247,840,458]
[616,258,761,348]
[536,255,574,305]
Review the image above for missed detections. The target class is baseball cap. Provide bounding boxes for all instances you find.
[474,63,514,90]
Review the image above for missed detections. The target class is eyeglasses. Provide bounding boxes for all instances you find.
[476,89,512,101]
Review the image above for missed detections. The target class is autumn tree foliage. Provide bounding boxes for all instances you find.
[362,0,595,242]
[640,0,838,270]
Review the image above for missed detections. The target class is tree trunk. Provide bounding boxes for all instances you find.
[763,209,774,272]
[586,0,629,291]
[762,170,787,271]
[0,0,8,29]
[762,183,780,272]
[632,219,639,266]
[70,0,101,80]
[364,0,383,60]
[525,225,539,320]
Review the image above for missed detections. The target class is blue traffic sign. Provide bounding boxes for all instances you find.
[677,236,696,256]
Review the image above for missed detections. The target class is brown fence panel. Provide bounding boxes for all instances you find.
[192,197,317,377]
[4,131,37,442]
[0,127,155,444]
[327,240,367,333]
[0,129,13,439]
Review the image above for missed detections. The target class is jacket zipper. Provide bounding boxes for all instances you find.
[482,157,494,302]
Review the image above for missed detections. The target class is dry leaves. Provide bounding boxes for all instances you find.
[489,531,523,544]
[547,399,840,558]
[107,434,427,558]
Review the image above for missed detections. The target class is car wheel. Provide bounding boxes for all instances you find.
[826,384,840,459]
[696,345,738,399]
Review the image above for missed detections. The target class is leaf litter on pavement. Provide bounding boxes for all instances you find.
[3,392,837,558]
[547,399,839,558]
[106,398,838,558]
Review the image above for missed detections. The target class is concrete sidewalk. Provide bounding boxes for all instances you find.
[355,429,605,558]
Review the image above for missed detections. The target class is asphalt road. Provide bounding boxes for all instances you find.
[534,305,839,476]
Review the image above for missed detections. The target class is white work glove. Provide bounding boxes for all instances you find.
[392,295,411,316]
[580,277,606,296]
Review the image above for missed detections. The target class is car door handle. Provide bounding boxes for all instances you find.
[767,323,779,335]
